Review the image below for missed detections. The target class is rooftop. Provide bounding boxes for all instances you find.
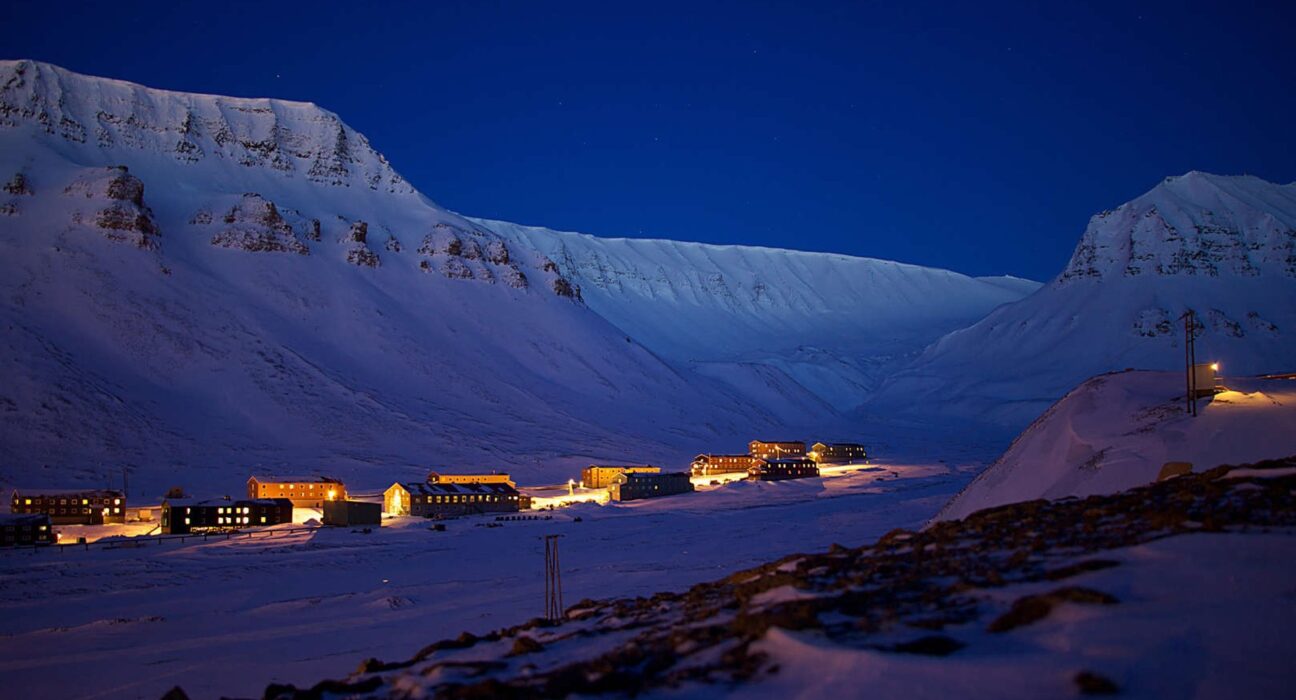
[11,487,125,497]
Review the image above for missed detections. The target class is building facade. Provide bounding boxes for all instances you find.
[581,465,661,488]
[161,498,294,534]
[247,476,347,508]
[10,488,126,524]
[608,472,695,501]
[748,440,807,460]
[384,481,524,518]
[690,454,757,477]
[322,500,382,527]
[427,471,516,487]
[809,442,868,464]
[1,513,55,546]
[749,458,820,481]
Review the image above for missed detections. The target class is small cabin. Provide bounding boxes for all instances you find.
[748,440,807,460]
[247,476,346,508]
[322,500,382,527]
[809,442,868,465]
[10,488,126,525]
[689,454,756,477]
[581,465,661,488]
[608,471,694,502]
[749,458,819,482]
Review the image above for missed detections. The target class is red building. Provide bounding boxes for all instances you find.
[690,454,757,477]
[748,440,807,460]
[10,488,125,524]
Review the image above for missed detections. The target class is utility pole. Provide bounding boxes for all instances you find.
[1183,310,1199,417]
[543,534,564,622]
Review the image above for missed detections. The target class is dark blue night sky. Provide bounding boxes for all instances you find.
[3,0,1292,280]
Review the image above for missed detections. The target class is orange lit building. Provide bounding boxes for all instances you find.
[384,481,524,517]
[690,454,757,477]
[581,465,661,488]
[246,476,346,508]
[748,440,807,460]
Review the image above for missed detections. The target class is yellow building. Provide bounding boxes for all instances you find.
[581,465,661,489]
[427,471,515,487]
[247,475,346,508]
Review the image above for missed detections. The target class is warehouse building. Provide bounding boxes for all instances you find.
[427,471,516,487]
[323,500,382,527]
[608,471,694,502]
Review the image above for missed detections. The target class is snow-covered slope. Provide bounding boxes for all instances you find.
[478,219,1039,409]
[0,59,799,493]
[935,370,1296,521]
[871,172,1296,427]
[0,60,1034,495]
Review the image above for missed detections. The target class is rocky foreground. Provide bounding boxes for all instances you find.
[180,457,1296,699]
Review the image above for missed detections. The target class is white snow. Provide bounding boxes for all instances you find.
[0,460,967,699]
[734,532,1296,700]
[935,371,1296,522]
[870,172,1296,429]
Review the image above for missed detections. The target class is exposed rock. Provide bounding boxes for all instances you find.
[210,193,308,255]
[346,246,380,268]
[1074,670,1120,695]
[61,166,161,249]
[304,218,321,241]
[507,636,543,657]
[987,587,1118,633]
[486,240,510,265]
[384,236,402,253]
[346,220,368,244]
[188,209,212,225]
[552,277,582,300]
[503,266,529,289]
[0,202,17,216]
[3,172,32,195]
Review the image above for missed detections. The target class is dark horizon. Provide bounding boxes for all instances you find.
[2,0,1293,281]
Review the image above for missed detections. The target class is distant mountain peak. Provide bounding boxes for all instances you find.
[1059,172,1296,283]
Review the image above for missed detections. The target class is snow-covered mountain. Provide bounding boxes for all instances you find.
[935,370,1296,522]
[870,172,1296,427]
[0,60,1034,494]
[479,219,1038,409]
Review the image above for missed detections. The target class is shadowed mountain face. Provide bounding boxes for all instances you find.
[0,60,1037,493]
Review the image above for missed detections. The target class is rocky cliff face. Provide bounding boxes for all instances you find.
[0,59,412,194]
[1059,172,1296,282]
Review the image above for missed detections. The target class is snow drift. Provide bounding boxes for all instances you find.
[935,370,1296,521]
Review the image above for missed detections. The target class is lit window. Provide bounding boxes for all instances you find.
[114,499,121,506]
[185,517,191,525]
[260,516,266,524]
[24,499,30,505]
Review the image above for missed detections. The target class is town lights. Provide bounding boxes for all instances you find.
[327,489,337,500]
[1210,362,1220,372]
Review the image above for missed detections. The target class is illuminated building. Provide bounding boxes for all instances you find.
[246,475,347,508]
[608,471,694,501]
[384,481,525,517]
[749,457,819,481]
[690,454,757,477]
[808,442,868,465]
[161,498,293,534]
[9,488,126,524]
[748,440,807,460]
[580,465,661,488]
[1,513,55,546]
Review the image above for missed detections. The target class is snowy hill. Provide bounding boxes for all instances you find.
[478,219,1038,409]
[935,370,1296,522]
[0,60,1032,495]
[870,172,1296,427]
